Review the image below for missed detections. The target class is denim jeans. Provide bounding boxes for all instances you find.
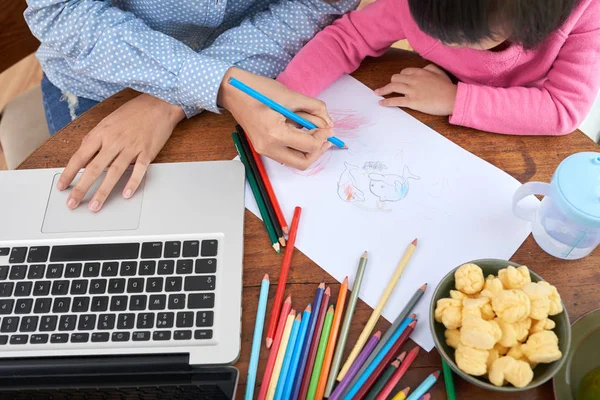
[40,74,100,135]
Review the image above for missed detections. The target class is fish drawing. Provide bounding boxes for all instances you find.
[337,162,365,202]
[368,166,420,202]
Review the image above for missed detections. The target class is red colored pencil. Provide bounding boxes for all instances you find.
[375,346,420,400]
[246,133,289,234]
[258,296,292,400]
[299,286,331,399]
[265,207,302,348]
[355,320,417,399]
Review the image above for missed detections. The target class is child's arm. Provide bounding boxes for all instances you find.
[277,0,405,97]
[450,18,600,135]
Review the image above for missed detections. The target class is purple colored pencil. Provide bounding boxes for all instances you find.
[329,331,382,400]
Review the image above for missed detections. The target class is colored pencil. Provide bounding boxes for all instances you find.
[391,387,411,400]
[228,77,346,149]
[238,125,289,234]
[291,282,325,400]
[442,358,456,400]
[316,277,348,399]
[356,283,427,383]
[245,274,270,400]
[342,317,416,400]
[282,305,312,400]
[376,347,420,400]
[274,314,302,400]
[266,206,302,348]
[329,331,381,400]
[405,371,440,400]
[338,239,418,381]
[258,296,292,400]
[232,132,280,253]
[307,305,335,399]
[365,354,404,400]
[299,287,331,400]
[325,252,368,397]
[237,128,286,247]
[418,394,431,400]
[266,310,296,400]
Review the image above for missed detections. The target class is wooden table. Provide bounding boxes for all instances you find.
[20,49,600,399]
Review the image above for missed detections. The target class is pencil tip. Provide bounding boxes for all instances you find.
[328,305,334,312]
[325,287,331,295]
[362,251,368,258]
[283,226,290,235]
[279,237,286,247]
[411,238,418,245]
[318,281,325,289]
[285,295,292,302]
[343,276,349,284]
[423,394,431,400]
[374,331,382,338]
[266,338,273,348]
[392,359,401,367]
[433,371,441,378]
[420,283,428,290]
[306,304,312,312]
[274,243,281,253]
[408,320,417,327]
[397,351,407,362]
[409,313,417,319]
[296,314,302,320]
[263,274,269,280]
[290,309,296,316]
[402,387,410,395]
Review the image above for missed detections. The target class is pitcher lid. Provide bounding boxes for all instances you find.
[553,152,600,227]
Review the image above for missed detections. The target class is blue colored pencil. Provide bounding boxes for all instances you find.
[274,313,302,400]
[228,77,346,149]
[406,371,441,400]
[290,281,325,400]
[282,305,312,400]
[245,274,270,400]
[342,316,415,400]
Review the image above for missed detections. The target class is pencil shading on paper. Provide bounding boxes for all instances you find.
[240,75,536,351]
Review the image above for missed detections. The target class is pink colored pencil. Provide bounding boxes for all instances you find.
[258,296,292,400]
[329,331,382,400]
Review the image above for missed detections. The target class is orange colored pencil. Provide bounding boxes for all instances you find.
[315,277,349,399]
[265,207,302,348]
[246,132,289,234]
[258,296,292,400]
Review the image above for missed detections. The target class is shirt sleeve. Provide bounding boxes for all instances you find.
[276,0,405,97]
[450,16,600,135]
[25,0,358,118]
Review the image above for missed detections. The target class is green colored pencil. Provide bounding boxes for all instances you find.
[365,356,403,400]
[232,132,280,254]
[442,358,456,400]
[324,251,369,397]
[307,305,335,400]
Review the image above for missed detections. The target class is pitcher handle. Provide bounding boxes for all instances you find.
[512,182,552,222]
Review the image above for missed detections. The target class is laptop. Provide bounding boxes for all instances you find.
[0,161,245,398]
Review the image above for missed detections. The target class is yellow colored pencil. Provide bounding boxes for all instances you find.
[337,239,418,381]
[266,310,296,400]
[392,387,411,400]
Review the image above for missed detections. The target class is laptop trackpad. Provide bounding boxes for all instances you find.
[42,169,144,234]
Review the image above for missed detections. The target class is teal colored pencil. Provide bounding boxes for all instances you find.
[282,305,312,400]
[245,274,270,400]
[406,371,441,400]
[274,314,302,400]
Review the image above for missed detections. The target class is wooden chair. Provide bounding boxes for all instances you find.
[0,0,49,169]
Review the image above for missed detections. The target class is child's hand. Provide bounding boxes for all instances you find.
[375,64,457,116]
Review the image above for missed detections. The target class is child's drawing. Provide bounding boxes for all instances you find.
[336,160,420,212]
[289,109,373,177]
[337,162,365,202]
[369,166,420,202]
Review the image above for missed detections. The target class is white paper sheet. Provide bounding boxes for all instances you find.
[242,75,534,351]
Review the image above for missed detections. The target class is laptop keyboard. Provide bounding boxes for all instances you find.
[0,239,218,347]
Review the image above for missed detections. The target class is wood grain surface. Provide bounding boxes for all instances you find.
[19,49,600,399]
[0,0,40,73]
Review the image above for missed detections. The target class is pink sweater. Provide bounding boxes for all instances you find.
[277,0,600,135]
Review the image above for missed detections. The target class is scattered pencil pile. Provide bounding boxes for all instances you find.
[246,235,442,400]
[233,126,288,254]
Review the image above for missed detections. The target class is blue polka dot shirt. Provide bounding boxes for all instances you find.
[25,0,359,117]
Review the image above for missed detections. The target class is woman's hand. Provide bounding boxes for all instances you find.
[57,93,185,212]
[218,68,335,169]
[375,64,458,116]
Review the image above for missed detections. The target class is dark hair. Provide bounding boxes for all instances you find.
[408,0,579,49]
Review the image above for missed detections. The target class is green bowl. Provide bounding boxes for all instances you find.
[429,258,572,392]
